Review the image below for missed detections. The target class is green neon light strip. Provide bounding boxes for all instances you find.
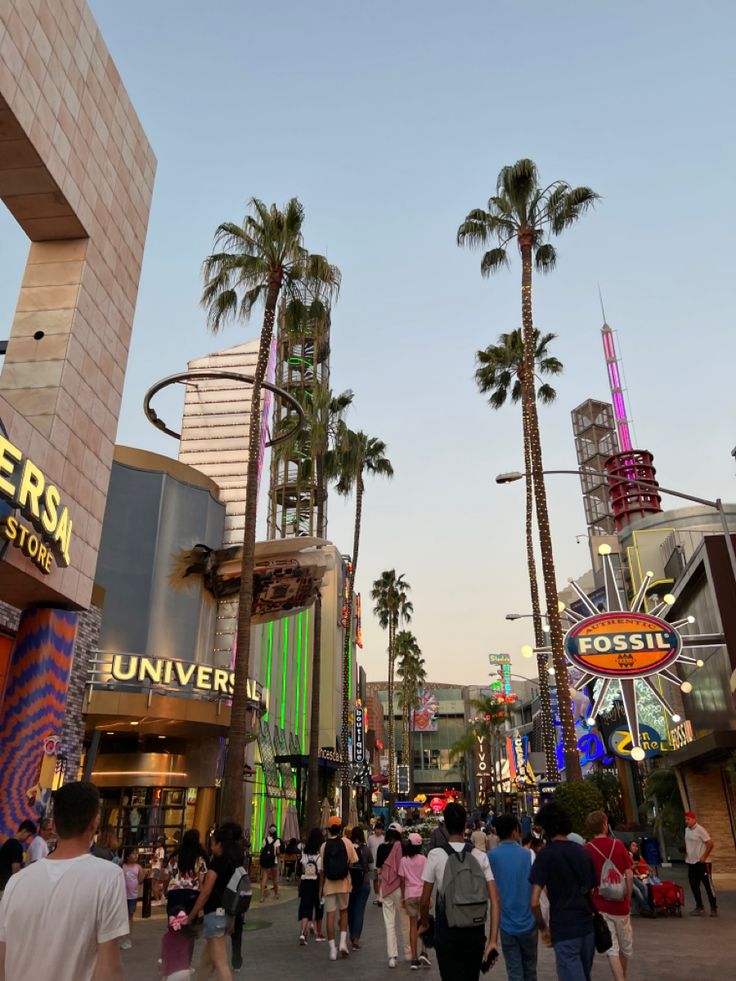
[301,609,309,754]
[348,633,353,700]
[280,618,289,729]
[264,621,274,721]
[277,797,283,833]
[295,612,303,737]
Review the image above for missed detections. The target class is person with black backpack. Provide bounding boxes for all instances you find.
[319,816,359,961]
[258,825,281,903]
[347,826,372,950]
[419,803,499,981]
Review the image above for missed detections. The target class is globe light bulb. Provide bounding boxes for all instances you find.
[680,681,693,694]
[631,746,646,762]
[663,594,676,606]
[521,645,534,659]
[672,714,681,723]
[547,667,555,676]
[688,616,696,624]
[598,544,612,556]
[696,659,704,668]
[586,716,596,727]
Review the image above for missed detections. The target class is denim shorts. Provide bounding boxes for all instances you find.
[127,898,137,916]
[203,911,232,939]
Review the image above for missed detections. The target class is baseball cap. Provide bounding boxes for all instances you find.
[684,811,697,821]
[327,816,342,828]
[388,821,403,833]
[408,832,422,846]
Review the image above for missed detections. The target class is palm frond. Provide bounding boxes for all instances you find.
[537,382,557,404]
[535,242,557,273]
[480,247,509,277]
[550,186,601,234]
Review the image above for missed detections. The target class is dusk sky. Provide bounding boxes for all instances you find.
[1,1,734,686]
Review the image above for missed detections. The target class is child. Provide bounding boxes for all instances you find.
[399,833,431,970]
[159,909,194,981]
[121,847,146,950]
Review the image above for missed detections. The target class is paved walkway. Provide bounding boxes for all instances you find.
[123,873,734,979]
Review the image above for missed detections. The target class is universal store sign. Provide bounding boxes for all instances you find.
[0,433,73,574]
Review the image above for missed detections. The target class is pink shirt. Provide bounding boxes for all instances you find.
[399,854,426,900]
[123,863,140,900]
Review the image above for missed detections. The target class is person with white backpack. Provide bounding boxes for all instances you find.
[419,803,499,981]
[584,811,633,981]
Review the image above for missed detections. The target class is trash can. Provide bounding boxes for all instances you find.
[642,836,662,868]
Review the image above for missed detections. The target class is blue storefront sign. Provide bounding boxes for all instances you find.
[607,723,662,760]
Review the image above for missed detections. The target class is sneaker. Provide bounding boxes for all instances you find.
[315,935,327,943]
[329,947,338,961]
[309,923,317,937]
[710,908,719,917]
[388,957,397,969]
[119,938,132,950]
[410,961,421,971]
[299,933,307,945]
[351,941,361,951]
[419,953,431,967]
[339,945,350,959]
[690,908,705,916]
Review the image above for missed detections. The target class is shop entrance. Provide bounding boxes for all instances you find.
[99,786,197,857]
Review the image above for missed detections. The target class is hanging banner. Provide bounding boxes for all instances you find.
[411,689,439,732]
[355,593,363,649]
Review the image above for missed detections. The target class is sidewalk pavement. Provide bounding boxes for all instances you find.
[122,872,733,979]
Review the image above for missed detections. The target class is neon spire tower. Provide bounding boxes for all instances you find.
[601,318,633,452]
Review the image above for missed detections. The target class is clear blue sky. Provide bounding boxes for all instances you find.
[1,1,734,685]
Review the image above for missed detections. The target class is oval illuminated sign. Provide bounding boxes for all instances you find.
[564,611,681,679]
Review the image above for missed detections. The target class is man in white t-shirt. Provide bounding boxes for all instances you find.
[684,811,717,916]
[0,781,129,981]
[419,803,499,981]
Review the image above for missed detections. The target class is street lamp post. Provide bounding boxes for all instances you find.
[496,469,736,593]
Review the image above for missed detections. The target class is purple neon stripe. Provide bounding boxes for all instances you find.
[618,422,633,451]
[602,331,616,359]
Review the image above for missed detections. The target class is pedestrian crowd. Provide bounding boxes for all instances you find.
[0,783,720,981]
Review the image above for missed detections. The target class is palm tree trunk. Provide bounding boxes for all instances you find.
[519,236,581,781]
[306,453,327,830]
[522,399,560,781]
[340,472,363,818]
[387,621,396,793]
[221,278,281,823]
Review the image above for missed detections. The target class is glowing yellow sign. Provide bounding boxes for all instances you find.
[0,434,73,570]
[111,653,264,702]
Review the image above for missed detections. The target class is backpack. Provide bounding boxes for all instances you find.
[590,840,626,902]
[222,866,253,917]
[259,838,276,869]
[323,837,350,881]
[438,843,488,929]
[350,843,366,889]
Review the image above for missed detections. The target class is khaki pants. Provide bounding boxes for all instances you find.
[381,887,411,960]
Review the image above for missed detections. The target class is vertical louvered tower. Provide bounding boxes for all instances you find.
[267,307,330,538]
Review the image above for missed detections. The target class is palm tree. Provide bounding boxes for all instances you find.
[475,328,562,780]
[276,382,353,830]
[458,159,599,781]
[371,570,413,793]
[334,428,394,816]
[450,695,508,811]
[201,198,340,822]
[395,632,426,795]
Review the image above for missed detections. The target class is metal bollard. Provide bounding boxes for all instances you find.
[142,876,152,918]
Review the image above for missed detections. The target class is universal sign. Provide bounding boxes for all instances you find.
[564,612,682,679]
[0,434,73,573]
[110,654,264,703]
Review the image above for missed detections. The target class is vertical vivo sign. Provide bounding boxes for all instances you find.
[353,705,365,763]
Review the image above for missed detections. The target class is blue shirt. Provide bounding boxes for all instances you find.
[488,841,536,935]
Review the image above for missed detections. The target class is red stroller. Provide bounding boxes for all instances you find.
[650,880,685,917]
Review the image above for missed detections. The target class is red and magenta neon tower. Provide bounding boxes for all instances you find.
[600,319,662,530]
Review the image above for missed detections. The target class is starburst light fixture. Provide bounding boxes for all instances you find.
[532,544,723,762]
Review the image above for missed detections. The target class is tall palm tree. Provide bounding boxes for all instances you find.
[371,570,413,792]
[276,382,353,830]
[458,159,599,781]
[395,632,426,795]
[334,428,394,816]
[475,328,562,780]
[201,198,340,822]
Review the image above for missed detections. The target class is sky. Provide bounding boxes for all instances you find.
[1,1,735,687]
